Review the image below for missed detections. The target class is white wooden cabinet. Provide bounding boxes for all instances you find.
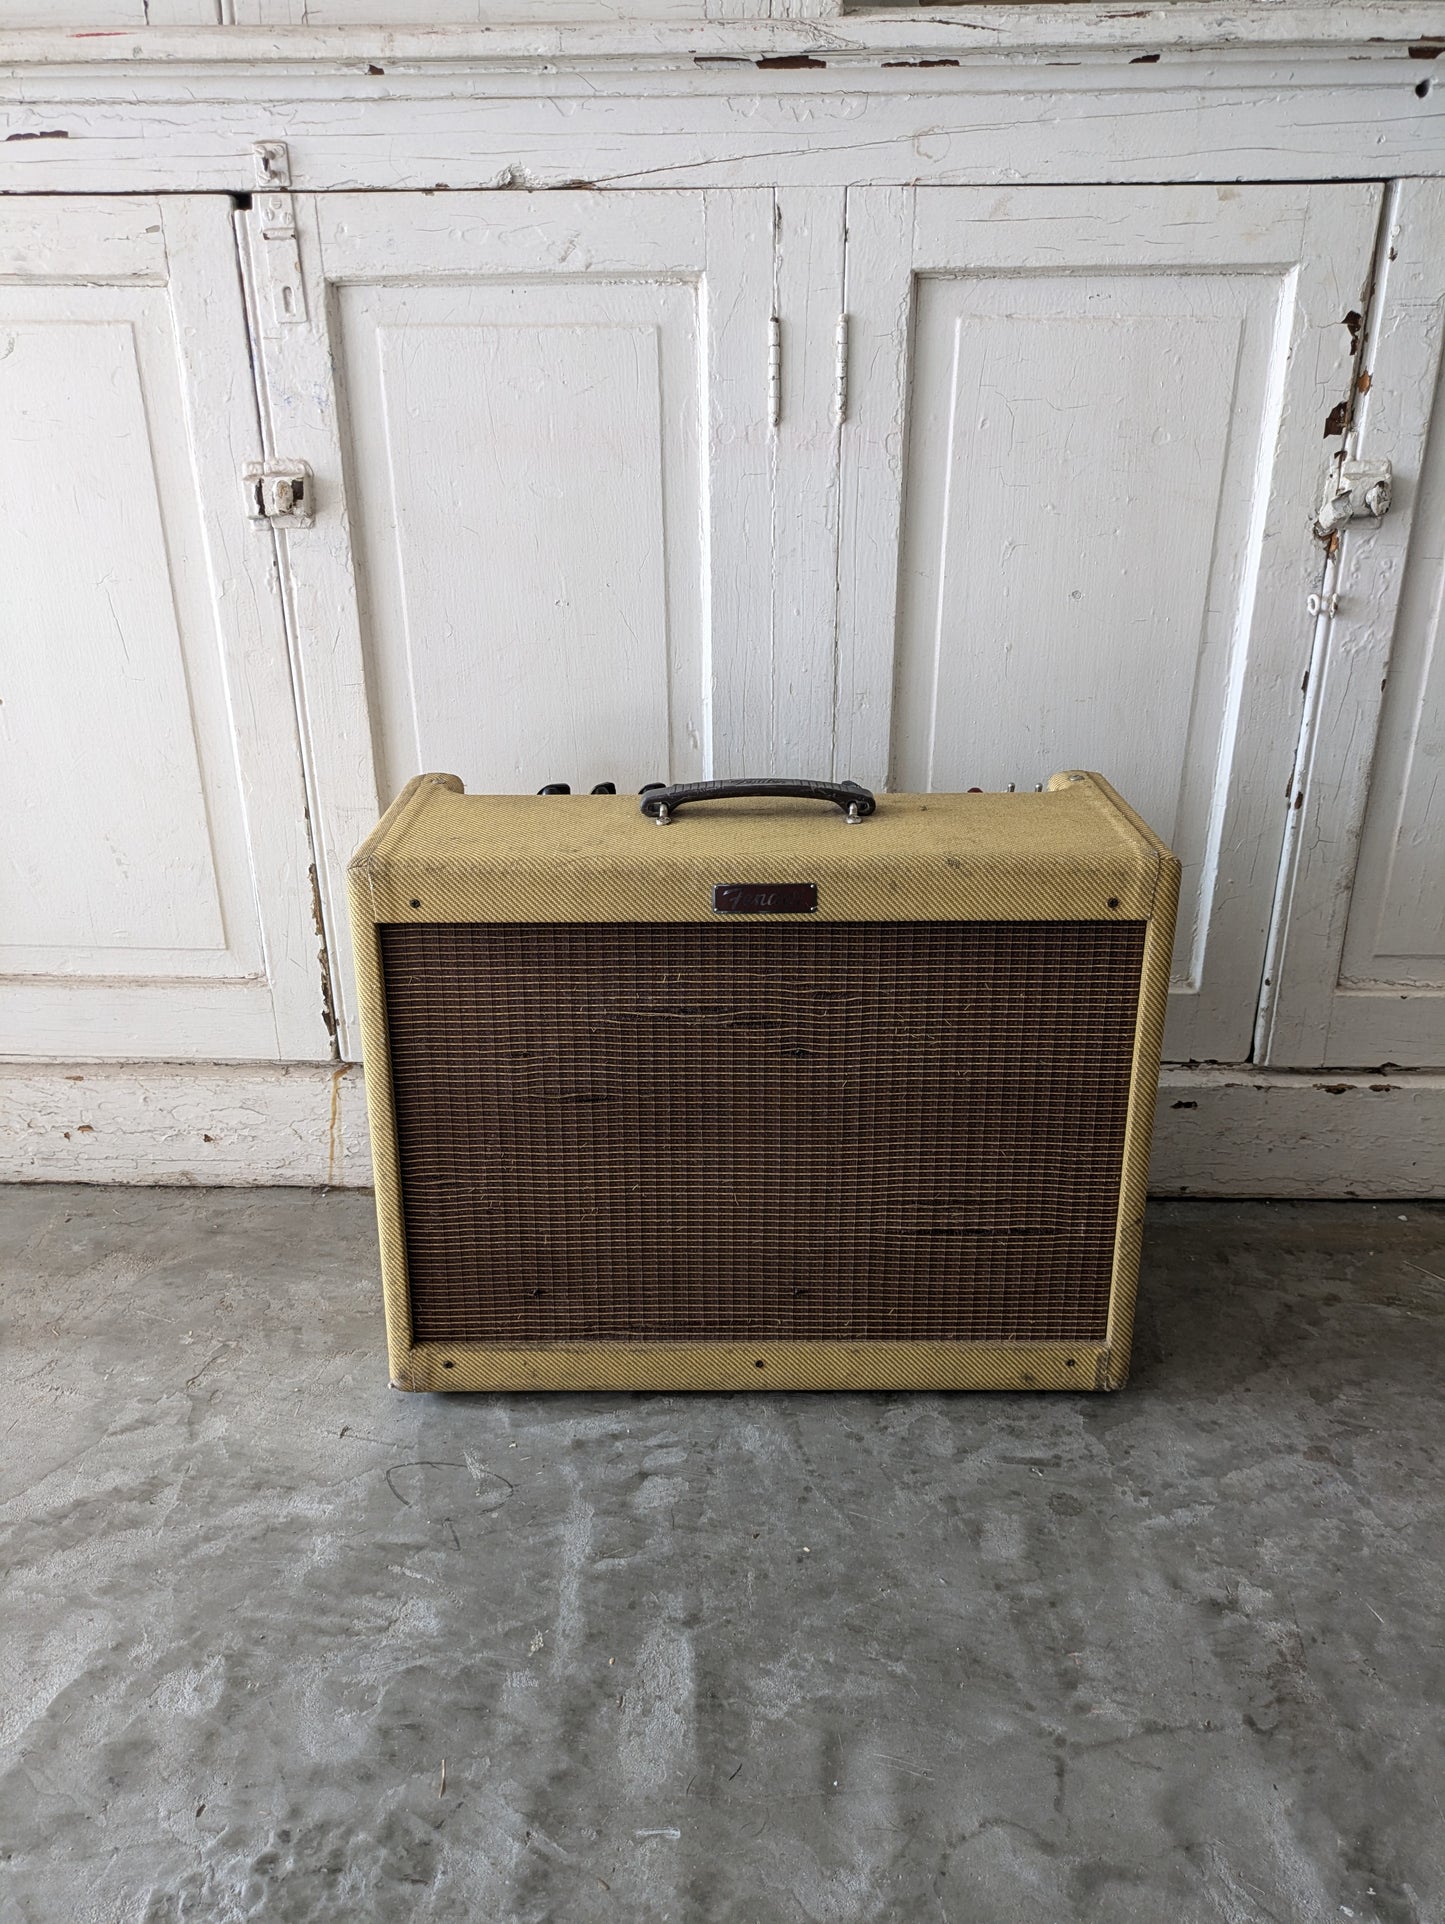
[834,183,1383,1065]
[1,22,1442,1180]
[0,196,329,1062]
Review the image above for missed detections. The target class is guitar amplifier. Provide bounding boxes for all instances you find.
[349,773,1178,1392]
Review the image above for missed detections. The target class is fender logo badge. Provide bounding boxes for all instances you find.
[712,883,818,915]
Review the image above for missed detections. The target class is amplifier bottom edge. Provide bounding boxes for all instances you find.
[389,1338,1120,1394]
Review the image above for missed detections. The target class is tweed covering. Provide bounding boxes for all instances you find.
[349,773,1163,927]
[349,772,1179,1392]
[392,1340,1115,1394]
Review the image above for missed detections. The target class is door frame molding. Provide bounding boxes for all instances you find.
[0,36,1441,199]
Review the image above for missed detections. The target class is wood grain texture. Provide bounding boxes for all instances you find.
[0,67,1439,198]
[4,7,1445,63]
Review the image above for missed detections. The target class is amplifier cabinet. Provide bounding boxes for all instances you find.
[349,773,1179,1392]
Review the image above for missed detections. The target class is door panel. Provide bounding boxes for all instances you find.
[2,314,226,958]
[334,286,698,804]
[891,277,1254,823]
[837,184,1382,1062]
[244,190,774,1055]
[0,197,325,1061]
[1261,181,1445,1068]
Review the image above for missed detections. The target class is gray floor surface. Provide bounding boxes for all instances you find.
[2,1187,1444,1924]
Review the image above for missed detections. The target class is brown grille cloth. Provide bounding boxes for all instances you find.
[378,921,1145,1346]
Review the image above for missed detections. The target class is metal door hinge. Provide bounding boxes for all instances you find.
[244,459,313,526]
[249,141,307,326]
[1316,453,1392,534]
[833,313,849,427]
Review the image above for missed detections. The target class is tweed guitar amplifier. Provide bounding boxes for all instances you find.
[350,772,1179,1393]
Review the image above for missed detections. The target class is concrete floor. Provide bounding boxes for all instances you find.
[2,1192,1444,1924]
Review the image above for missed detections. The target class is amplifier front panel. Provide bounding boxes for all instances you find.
[377,920,1146,1351]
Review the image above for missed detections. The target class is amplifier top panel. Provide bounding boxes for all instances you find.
[349,770,1174,927]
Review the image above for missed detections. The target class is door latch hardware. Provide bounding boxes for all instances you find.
[247,144,307,327]
[252,140,291,189]
[254,190,307,324]
[1316,453,1392,534]
[243,459,313,526]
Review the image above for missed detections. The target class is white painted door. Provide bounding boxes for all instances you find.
[1261,182,1445,1070]
[0,196,327,1062]
[836,183,1382,1063]
[241,189,774,1056]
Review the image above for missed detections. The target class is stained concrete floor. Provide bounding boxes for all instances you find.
[3,1190,1445,1924]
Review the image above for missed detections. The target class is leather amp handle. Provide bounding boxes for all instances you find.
[638,778,876,823]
